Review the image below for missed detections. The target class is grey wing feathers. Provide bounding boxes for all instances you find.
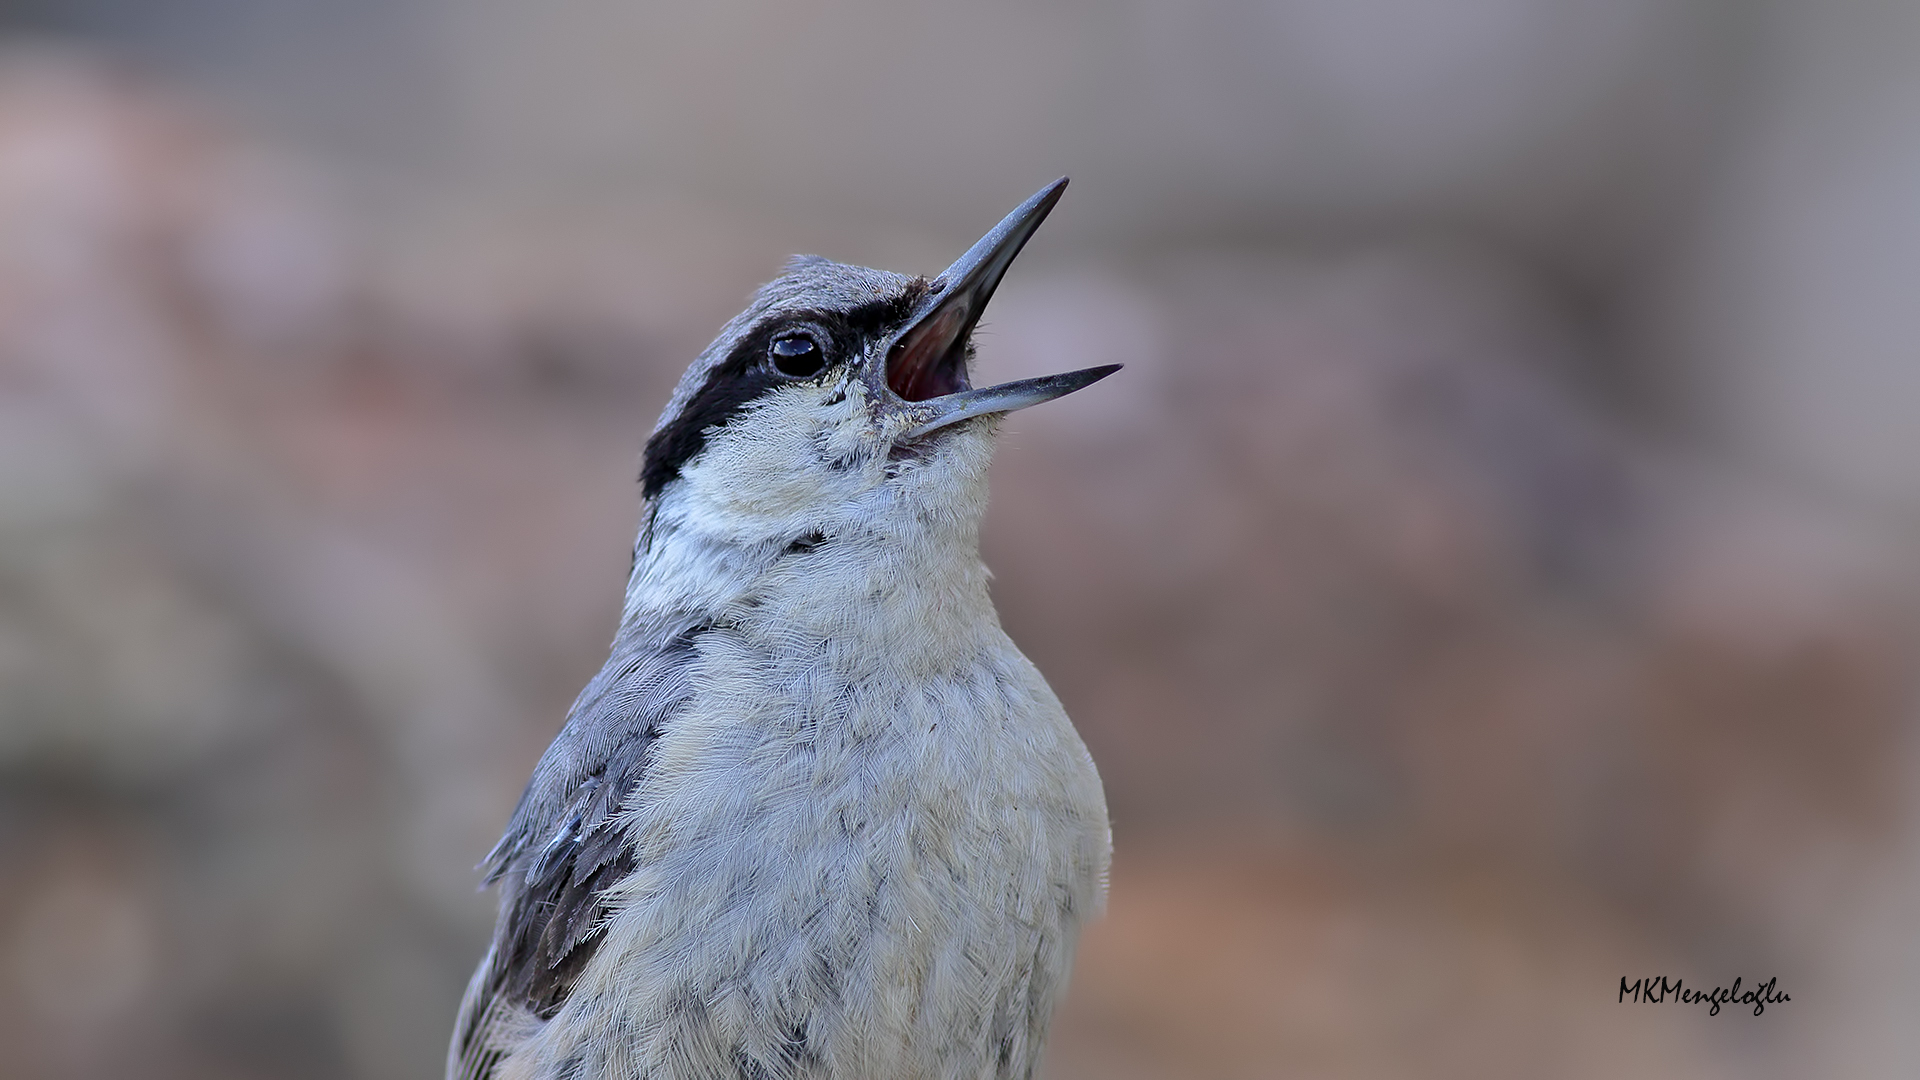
[449,623,705,1080]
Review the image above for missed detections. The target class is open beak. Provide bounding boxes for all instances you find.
[884,178,1120,440]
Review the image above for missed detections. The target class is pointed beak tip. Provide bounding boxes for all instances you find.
[898,362,1122,439]
[1049,362,1122,394]
[1041,362,1122,400]
[888,179,1079,403]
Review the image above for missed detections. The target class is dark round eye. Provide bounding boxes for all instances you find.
[769,333,826,377]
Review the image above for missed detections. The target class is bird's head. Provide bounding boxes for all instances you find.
[637,179,1116,552]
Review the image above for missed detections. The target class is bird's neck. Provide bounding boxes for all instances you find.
[618,497,1000,663]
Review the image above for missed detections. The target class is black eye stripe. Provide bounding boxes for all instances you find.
[640,289,933,501]
[641,364,782,500]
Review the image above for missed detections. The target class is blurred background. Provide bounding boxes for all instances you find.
[1,1,1918,1077]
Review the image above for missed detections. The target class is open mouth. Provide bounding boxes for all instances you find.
[882,180,1064,406]
[886,300,973,402]
[880,179,1120,440]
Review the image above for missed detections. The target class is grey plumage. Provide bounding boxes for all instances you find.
[450,181,1113,1080]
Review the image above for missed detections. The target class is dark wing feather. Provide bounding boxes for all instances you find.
[450,621,706,1080]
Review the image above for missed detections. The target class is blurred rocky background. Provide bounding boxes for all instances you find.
[1,2,1918,1078]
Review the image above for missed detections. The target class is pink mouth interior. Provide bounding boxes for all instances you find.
[887,302,972,402]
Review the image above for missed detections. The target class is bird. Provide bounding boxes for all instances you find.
[448,179,1114,1080]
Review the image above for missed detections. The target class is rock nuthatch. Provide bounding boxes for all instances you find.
[450,180,1113,1080]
